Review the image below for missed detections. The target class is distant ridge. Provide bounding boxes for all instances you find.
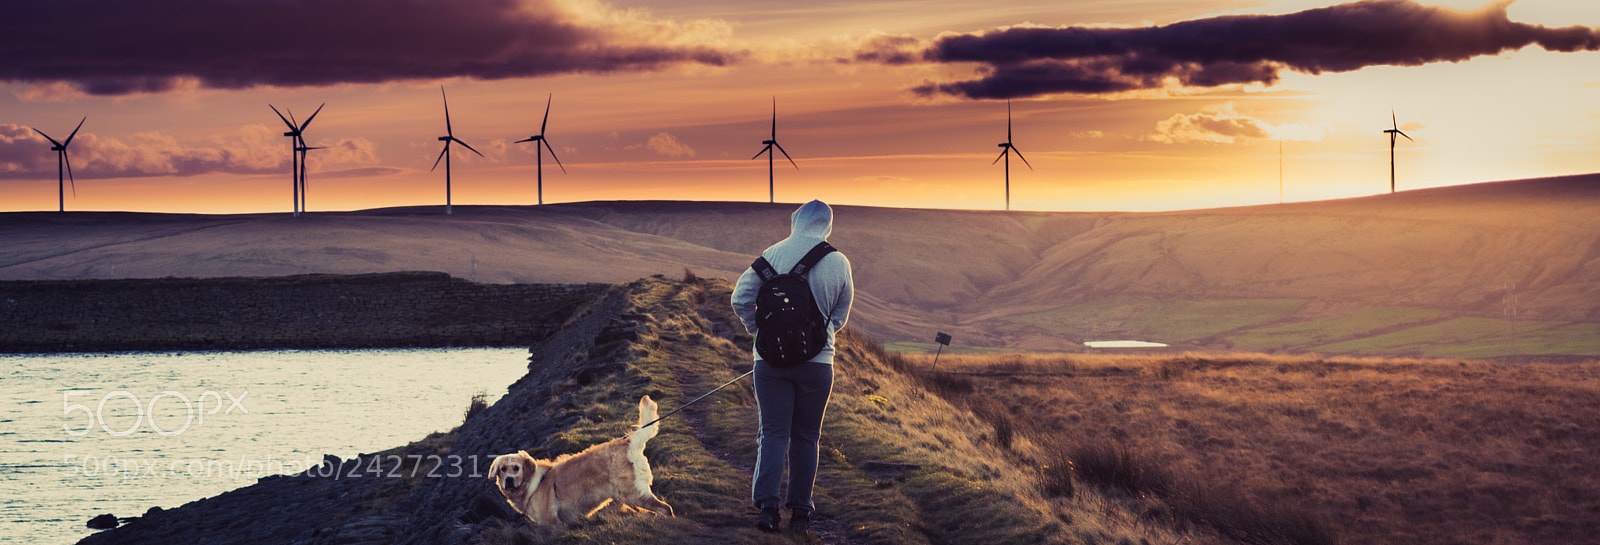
[3,174,1597,359]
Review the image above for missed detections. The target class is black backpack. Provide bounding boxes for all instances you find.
[751,242,837,367]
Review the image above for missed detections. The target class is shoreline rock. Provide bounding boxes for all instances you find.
[86,514,118,530]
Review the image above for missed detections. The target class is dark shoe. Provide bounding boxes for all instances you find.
[787,509,812,534]
[755,508,781,533]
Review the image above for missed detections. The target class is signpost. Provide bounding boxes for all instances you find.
[932,332,952,372]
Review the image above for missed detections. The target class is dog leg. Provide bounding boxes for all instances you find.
[634,495,675,518]
[583,498,615,519]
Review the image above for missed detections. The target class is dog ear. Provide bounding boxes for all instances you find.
[488,455,506,480]
[527,463,548,493]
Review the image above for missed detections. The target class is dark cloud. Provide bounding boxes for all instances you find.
[845,34,923,65]
[0,0,740,96]
[893,0,1600,99]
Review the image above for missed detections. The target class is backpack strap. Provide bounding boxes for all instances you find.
[751,256,779,282]
[750,241,836,281]
[790,242,836,277]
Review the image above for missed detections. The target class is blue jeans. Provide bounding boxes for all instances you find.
[751,359,833,512]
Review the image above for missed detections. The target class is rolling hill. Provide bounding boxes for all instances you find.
[3,174,1598,359]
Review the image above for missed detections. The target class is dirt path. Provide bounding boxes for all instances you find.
[674,294,863,545]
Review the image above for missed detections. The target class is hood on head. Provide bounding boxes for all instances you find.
[790,200,832,240]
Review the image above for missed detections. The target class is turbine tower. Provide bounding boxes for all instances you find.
[295,104,325,214]
[270,103,324,216]
[31,117,85,212]
[432,86,483,215]
[992,99,1032,211]
[1383,110,1413,194]
[295,139,326,213]
[514,93,565,205]
[750,97,796,204]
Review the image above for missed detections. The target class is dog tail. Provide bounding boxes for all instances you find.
[631,395,660,455]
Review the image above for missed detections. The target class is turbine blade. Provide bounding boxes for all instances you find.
[1392,110,1398,131]
[541,93,552,135]
[1398,130,1413,142]
[514,137,536,143]
[752,144,771,161]
[32,127,63,147]
[431,145,449,171]
[269,105,296,130]
[1012,146,1033,170]
[543,139,566,173]
[992,149,1008,165]
[299,103,326,132]
[1007,99,1013,142]
[453,137,484,157]
[771,97,777,140]
[774,141,797,169]
[64,149,76,196]
[64,117,86,146]
[442,86,453,136]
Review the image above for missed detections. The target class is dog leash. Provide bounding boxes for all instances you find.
[631,370,754,434]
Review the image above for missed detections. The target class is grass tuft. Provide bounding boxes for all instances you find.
[970,400,1015,450]
[464,390,489,422]
[1068,442,1172,496]
[1037,443,1076,499]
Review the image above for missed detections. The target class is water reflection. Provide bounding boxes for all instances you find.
[0,347,528,545]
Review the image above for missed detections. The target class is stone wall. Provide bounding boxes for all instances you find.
[0,272,609,352]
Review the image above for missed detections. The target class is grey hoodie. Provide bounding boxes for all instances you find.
[731,200,854,364]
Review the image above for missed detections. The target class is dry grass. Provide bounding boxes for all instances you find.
[904,351,1600,545]
[464,390,489,422]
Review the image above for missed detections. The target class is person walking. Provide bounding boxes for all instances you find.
[731,199,854,534]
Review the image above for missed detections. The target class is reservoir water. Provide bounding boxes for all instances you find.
[0,348,530,545]
[1083,340,1169,348]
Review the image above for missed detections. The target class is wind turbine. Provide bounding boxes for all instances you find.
[31,117,85,212]
[750,97,796,204]
[514,93,565,205]
[1383,110,1413,194]
[432,86,483,215]
[295,140,325,213]
[993,99,1031,211]
[295,104,325,214]
[270,103,324,216]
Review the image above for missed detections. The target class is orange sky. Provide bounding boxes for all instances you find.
[2,0,1598,214]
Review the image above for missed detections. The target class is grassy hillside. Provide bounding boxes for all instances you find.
[910,351,1600,545]
[84,276,1358,545]
[6,174,1599,358]
[467,276,1242,545]
[89,275,1598,545]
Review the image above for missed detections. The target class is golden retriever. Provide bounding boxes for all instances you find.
[487,396,675,525]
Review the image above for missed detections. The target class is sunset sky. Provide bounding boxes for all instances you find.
[2,0,1598,214]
